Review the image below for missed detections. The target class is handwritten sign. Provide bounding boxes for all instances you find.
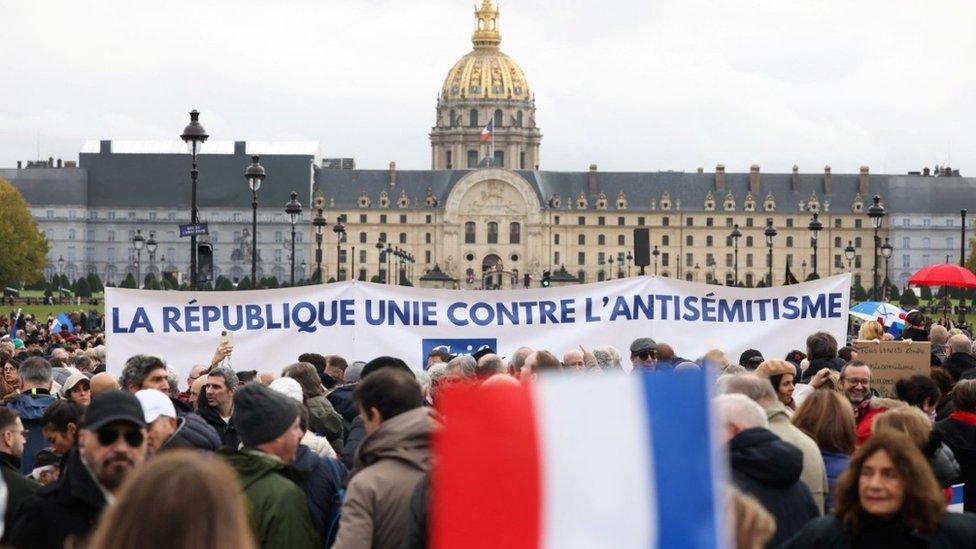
[853,340,931,398]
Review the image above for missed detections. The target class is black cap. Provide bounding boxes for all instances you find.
[630,337,657,354]
[738,349,765,368]
[233,384,300,447]
[83,390,147,431]
[472,345,496,361]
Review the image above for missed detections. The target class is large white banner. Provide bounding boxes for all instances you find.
[106,274,850,383]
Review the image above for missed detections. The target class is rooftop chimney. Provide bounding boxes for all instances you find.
[56,158,63,168]
[16,161,21,169]
[588,164,598,196]
[823,165,832,195]
[696,167,703,174]
[715,164,726,192]
[923,167,931,177]
[388,161,397,187]
[791,165,799,192]
[100,140,111,154]
[749,164,761,195]
[234,141,246,155]
[858,166,870,195]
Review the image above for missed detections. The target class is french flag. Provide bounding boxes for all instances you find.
[480,119,494,143]
[432,371,726,549]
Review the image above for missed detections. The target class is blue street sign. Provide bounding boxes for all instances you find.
[179,223,209,237]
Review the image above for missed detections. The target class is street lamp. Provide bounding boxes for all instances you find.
[57,256,64,299]
[180,110,208,290]
[764,220,777,287]
[244,156,266,288]
[375,237,386,283]
[284,191,303,285]
[652,245,660,276]
[881,237,894,300]
[333,214,346,281]
[959,209,969,328]
[385,243,393,285]
[867,195,886,300]
[808,212,822,280]
[608,255,615,280]
[312,207,327,283]
[626,251,633,278]
[730,224,742,286]
[300,261,307,284]
[132,229,145,288]
[845,240,856,272]
[146,232,158,283]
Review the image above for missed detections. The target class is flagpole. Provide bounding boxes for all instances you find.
[491,124,495,167]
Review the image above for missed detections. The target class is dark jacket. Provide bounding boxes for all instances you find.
[327,384,359,424]
[781,512,976,548]
[342,416,366,471]
[7,390,57,473]
[0,452,38,544]
[197,391,240,449]
[7,449,108,549]
[400,474,429,549]
[946,352,976,381]
[218,447,319,549]
[162,411,222,452]
[727,427,820,548]
[306,394,345,443]
[923,430,960,488]
[802,357,845,383]
[936,415,976,512]
[293,444,346,548]
[821,450,851,513]
[901,326,930,342]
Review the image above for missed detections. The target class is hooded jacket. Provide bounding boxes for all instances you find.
[217,447,319,549]
[162,411,222,452]
[728,427,820,549]
[802,356,845,383]
[946,352,976,381]
[293,444,346,548]
[332,406,432,549]
[7,390,57,473]
[0,452,38,545]
[306,394,345,444]
[936,412,976,512]
[7,449,107,549]
[765,400,829,513]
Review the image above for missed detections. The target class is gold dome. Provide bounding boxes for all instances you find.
[441,0,531,102]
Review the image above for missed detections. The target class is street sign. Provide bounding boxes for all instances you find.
[179,223,209,237]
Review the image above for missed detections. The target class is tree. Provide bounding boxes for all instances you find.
[86,272,104,293]
[852,283,868,302]
[0,179,49,288]
[143,273,161,290]
[920,285,933,300]
[214,276,234,291]
[370,275,382,283]
[311,269,322,284]
[74,277,92,297]
[899,287,919,307]
[237,276,252,290]
[120,272,137,289]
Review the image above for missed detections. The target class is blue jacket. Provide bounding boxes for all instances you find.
[292,444,346,548]
[820,450,851,513]
[162,412,222,452]
[8,391,57,474]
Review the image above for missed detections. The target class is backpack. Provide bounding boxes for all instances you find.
[323,457,347,546]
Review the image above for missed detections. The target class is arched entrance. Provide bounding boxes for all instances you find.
[482,254,503,289]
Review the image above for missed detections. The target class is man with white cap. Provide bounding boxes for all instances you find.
[135,389,220,453]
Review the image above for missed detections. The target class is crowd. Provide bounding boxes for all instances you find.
[3,307,976,548]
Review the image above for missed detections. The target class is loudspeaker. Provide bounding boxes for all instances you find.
[197,243,214,284]
[633,228,650,267]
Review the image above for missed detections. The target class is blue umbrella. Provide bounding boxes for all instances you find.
[850,301,906,328]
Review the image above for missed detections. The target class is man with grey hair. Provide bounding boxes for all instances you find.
[120,354,170,394]
[7,357,57,473]
[947,334,976,381]
[593,345,623,371]
[721,373,828,513]
[930,324,950,364]
[475,353,506,379]
[446,354,477,380]
[199,365,240,448]
[70,354,93,375]
[507,346,533,378]
[715,394,819,546]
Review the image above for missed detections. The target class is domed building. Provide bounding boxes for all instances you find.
[430,0,542,170]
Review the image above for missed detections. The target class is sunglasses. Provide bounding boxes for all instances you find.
[635,351,655,360]
[97,427,144,448]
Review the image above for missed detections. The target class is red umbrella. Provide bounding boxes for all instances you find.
[908,263,976,288]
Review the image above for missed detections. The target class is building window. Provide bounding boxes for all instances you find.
[746,236,754,246]
[493,109,503,127]
[662,217,670,227]
[493,150,504,166]
[706,217,714,227]
[399,233,407,244]
[706,236,713,246]
[746,254,754,268]
[554,251,560,265]
[360,214,368,223]
[835,255,842,268]
[685,253,693,267]
[509,222,520,244]
[746,218,754,228]
[465,222,475,244]
[786,236,793,247]
[638,217,645,226]
[425,250,431,263]
[148,212,156,221]
[726,253,733,267]
[554,216,560,225]
[469,109,479,127]
[662,235,669,246]
[598,234,606,245]
[578,234,586,245]
[617,235,625,245]
[855,237,862,247]
[902,255,910,268]
[835,219,842,228]
[360,249,367,264]
[232,212,241,222]
[726,218,734,228]
[68,229,76,240]
[446,151,452,169]
[108,230,115,242]
[425,233,432,244]
[359,232,367,244]
[108,212,116,220]
[467,150,478,168]
[855,219,862,228]
[618,216,625,226]
[519,151,525,169]
[902,237,910,248]
[578,252,585,265]
[686,235,694,246]
[554,234,560,245]
[923,219,931,227]
[577,270,586,283]
[922,237,930,248]
[947,237,954,249]
[487,222,498,244]
[686,217,694,226]
[400,214,407,224]
[947,218,954,227]
[578,216,585,225]
[598,216,606,226]
[662,253,670,267]
[275,231,283,243]
[835,237,842,248]
[786,219,793,228]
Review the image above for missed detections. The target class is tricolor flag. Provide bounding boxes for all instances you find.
[433,371,726,549]
[480,119,494,143]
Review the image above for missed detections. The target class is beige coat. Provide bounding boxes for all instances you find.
[332,406,432,549]
[766,400,829,513]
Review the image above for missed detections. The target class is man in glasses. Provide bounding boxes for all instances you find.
[7,356,57,474]
[837,360,876,426]
[629,338,660,373]
[8,390,148,549]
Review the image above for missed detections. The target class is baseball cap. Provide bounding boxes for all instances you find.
[739,349,765,368]
[472,345,498,361]
[60,372,90,398]
[135,389,177,424]
[84,390,148,431]
[630,337,657,354]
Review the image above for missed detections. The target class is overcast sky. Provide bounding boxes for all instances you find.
[2,0,974,175]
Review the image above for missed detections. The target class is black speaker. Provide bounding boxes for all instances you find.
[633,228,650,267]
[197,243,214,284]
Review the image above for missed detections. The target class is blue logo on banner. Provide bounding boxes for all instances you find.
[422,338,497,369]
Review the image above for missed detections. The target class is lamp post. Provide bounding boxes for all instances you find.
[608,256,615,280]
[808,212,822,280]
[180,110,208,290]
[244,156,266,288]
[845,240,856,272]
[385,243,393,285]
[147,232,157,283]
[867,195,886,300]
[375,237,386,283]
[333,214,346,281]
[132,229,145,288]
[626,251,633,278]
[57,255,64,299]
[959,209,969,328]
[284,191,303,285]
[881,237,893,301]
[764,220,777,287]
[300,261,307,284]
[730,224,742,286]
[652,245,660,276]
[694,263,701,282]
[313,207,327,283]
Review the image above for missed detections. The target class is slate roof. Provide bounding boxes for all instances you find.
[0,168,88,205]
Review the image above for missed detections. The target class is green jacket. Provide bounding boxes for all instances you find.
[218,448,319,549]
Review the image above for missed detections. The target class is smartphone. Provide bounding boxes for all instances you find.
[219,330,233,347]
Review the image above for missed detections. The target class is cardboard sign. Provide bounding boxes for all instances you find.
[853,340,931,397]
